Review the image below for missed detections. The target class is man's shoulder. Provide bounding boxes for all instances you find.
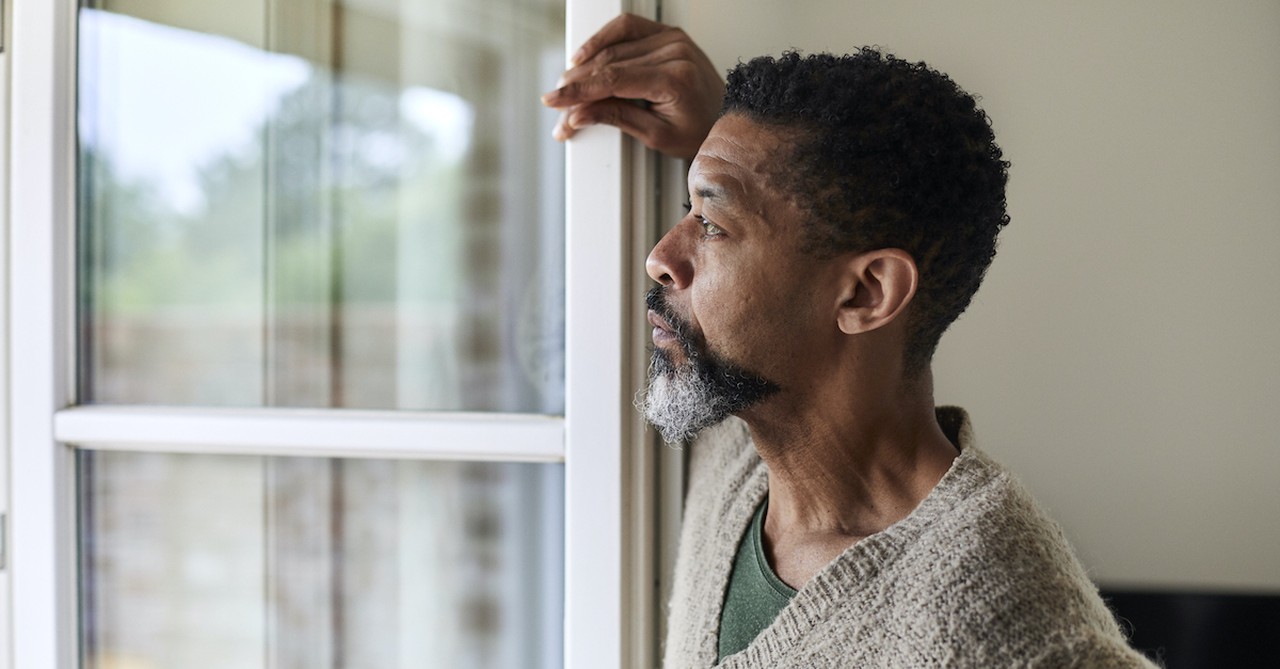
[898,450,1097,605]
[863,450,1145,664]
[787,450,1155,667]
[898,411,1077,574]
[920,449,1080,574]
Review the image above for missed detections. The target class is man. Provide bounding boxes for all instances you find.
[544,15,1155,668]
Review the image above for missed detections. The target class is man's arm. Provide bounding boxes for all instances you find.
[540,13,724,162]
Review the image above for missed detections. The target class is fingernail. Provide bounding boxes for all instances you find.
[540,91,555,105]
[571,47,586,65]
[552,123,567,141]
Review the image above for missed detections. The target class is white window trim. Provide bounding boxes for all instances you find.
[10,2,77,668]
[53,406,566,461]
[7,1,667,668]
[563,1,664,665]
[0,0,13,665]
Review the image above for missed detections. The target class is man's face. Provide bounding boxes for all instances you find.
[637,114,842,442]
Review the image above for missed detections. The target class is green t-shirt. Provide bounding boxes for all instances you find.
[717,498,797,662]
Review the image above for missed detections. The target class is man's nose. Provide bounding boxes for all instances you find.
[645,221,694,289]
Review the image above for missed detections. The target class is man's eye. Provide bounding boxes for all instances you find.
[698,217,725,237]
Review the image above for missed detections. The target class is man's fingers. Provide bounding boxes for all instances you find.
[544,64,676,108]
[552,109,575,141]
[571,13,667,65]
[544,43,670,107]
[582,27,691,69]
[567,99,670,149]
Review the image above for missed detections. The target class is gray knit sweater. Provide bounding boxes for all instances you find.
[663,408,1158,668]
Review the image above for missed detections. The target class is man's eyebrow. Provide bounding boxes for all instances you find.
[694,185,726,200]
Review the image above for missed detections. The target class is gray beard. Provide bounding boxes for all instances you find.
[635,342,779,444]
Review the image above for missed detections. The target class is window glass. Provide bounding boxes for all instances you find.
[77,0,566,412]
[78,450,565,668]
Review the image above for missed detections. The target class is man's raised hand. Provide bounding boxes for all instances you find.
[540,14,724,162]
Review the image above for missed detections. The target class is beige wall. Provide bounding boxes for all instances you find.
[682,0,1280,591]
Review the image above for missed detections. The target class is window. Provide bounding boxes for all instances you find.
[77,0,566,412]
[8,0,669,667]
[79,452,563,668]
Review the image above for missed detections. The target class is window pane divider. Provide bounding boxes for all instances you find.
[54,405,565,462]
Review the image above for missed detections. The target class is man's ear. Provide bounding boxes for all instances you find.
[835,249,918,335]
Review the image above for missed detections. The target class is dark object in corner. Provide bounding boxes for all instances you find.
[1101,588,1280,669]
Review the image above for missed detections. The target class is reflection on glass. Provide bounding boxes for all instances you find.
[78,450,564,669]
[78,0,566,412]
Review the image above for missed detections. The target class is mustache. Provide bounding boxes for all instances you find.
[645,286,704,359]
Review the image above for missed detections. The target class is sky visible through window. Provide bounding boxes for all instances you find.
[80,8,474,216]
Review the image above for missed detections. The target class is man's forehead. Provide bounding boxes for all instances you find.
[689,115,788,200]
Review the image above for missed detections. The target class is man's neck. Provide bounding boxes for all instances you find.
[743,371,959,590]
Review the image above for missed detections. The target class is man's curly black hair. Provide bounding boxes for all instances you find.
[723,49,1010,376]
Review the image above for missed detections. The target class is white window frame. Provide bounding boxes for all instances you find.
[6,1,672,667]
[0,0,12,663]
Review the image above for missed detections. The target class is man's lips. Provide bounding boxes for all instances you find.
[647,309,679,347]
